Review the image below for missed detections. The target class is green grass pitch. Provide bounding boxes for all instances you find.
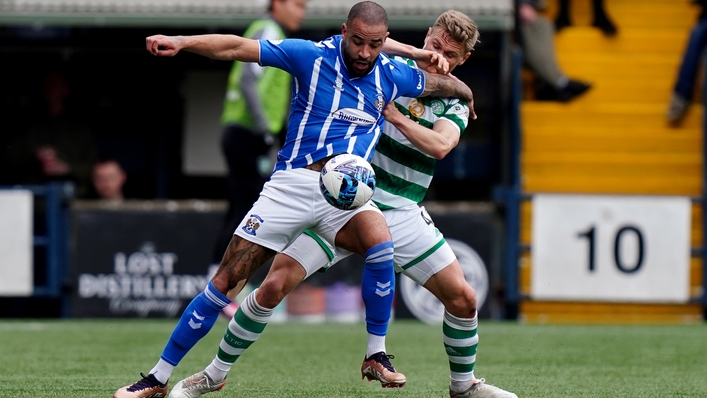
[0,318,705,397]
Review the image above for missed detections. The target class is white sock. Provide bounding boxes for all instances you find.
[205,357,230,383]
[149,359,174,384]
[366,333,386,358]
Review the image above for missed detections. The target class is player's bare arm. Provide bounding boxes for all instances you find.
[146,34,260,62]
[382,102,460,159]
[382,38,449,74]
[421,72,477,120]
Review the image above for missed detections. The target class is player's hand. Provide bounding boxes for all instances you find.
[447,74,477,120]
[411,49,449,74]
[146,35,182,56]
[468,92,477,121]
[426,52,449,74]
[382,102,405,124]
[465,86,477,121]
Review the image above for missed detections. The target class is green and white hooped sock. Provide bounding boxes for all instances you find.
[204,289,272,382]
[444,311,478,392]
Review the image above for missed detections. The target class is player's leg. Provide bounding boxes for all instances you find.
[333,209,404,388]
[206,239,325,382]
[115,170,314,398]
[168,233,335,398]
[419,261,479,394]
[388,206,516,397]
[113,234,274,398]
[421,263,517,398]
[169,258,307,397]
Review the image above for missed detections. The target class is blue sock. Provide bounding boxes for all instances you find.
[361,241,395,336]
[160,281,231,365]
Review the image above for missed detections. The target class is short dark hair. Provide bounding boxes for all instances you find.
[93,156,124,170]
[346,1,388,28]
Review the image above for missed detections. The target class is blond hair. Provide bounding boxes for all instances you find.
[433,10,480,53]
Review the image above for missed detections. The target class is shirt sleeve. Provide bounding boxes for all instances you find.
[440,99,470,133]
[384,58,425,99]
[388,58,426,99]
[259,38,313,76]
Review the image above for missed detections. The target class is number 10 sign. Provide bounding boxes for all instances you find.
[531,194,691,303]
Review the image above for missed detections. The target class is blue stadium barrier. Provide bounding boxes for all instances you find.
[0,182,73,315]
[492,46,524,319]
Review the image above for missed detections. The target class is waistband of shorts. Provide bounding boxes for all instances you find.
[303,155,336,172]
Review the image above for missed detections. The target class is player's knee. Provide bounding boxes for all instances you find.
[256,280,287,309]
[445,287,477,318]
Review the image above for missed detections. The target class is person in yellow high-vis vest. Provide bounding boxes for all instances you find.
[212,0,307,268]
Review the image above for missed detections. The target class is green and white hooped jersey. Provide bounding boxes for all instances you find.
[371,56,470,210]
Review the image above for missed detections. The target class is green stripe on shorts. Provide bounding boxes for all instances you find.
[303,230,335,261]
[400,238,446,271]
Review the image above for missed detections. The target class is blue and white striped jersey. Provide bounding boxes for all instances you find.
[259,35,426,171]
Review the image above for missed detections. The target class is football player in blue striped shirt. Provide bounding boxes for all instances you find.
[114,2,475,397]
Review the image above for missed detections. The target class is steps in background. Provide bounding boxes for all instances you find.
[520,301,704,324]
[519,0,704,323]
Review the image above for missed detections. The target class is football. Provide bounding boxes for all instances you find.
[319,154,376,210]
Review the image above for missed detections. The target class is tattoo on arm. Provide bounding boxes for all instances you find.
[421,71,473,102]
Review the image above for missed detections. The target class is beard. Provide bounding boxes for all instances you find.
[342,46,374,77]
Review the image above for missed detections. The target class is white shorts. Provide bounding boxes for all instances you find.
[233,168,381,253]
[283,204,456,285]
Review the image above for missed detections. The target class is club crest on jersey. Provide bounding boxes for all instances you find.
[374,95,384,112]
[431,99,445,116]
[241,214,264,236]
[333,108,377,126]
[408,100,425,119]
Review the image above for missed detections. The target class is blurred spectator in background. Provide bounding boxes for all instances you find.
[91,157,127,203]
[3,69,97,196]
[212,0,307,266]
[554,0,618,36]
[517,0,592,102]
[667,0,707,125]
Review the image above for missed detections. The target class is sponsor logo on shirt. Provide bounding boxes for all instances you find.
[408,100,425,119]
[333,108,377,126]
